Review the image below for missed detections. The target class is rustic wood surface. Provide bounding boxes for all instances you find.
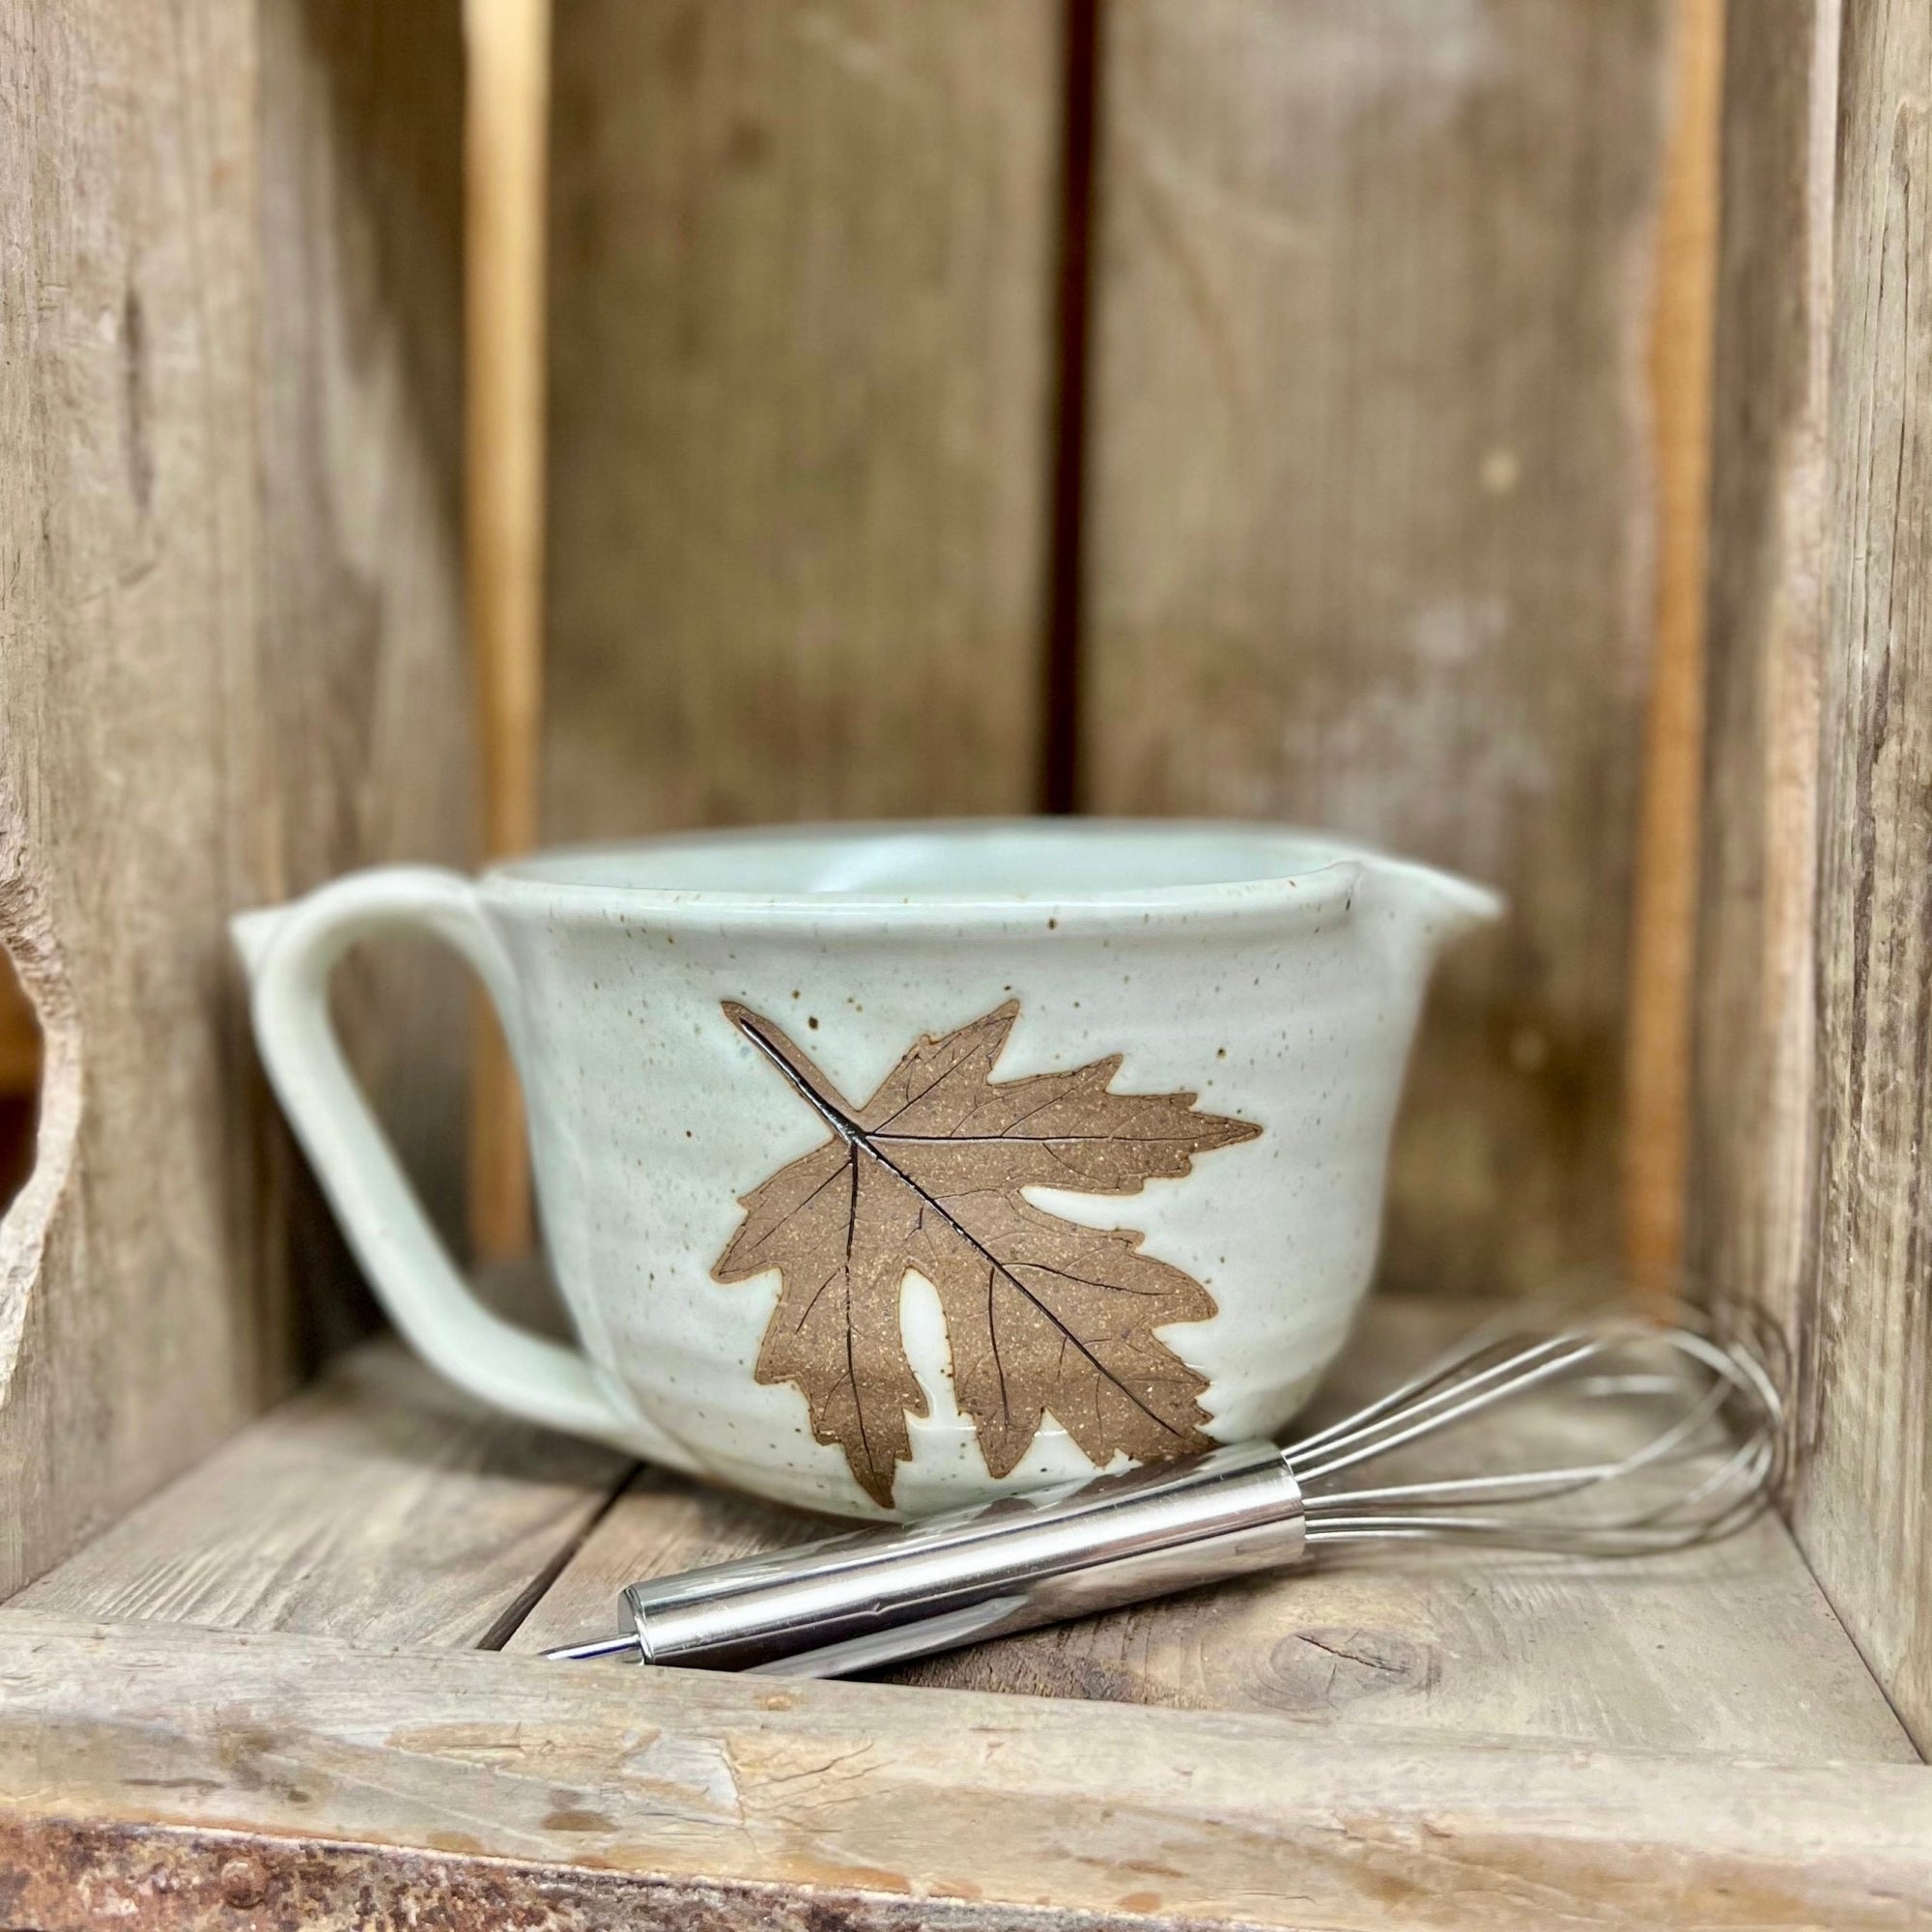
[525,0,1694,1310]
[255,0,477,1344]
[1077,0,1668,1304]
[1802,0,1932,1752]
[1690,0,1836,1365]
[0,0,262,1605]
[466,0,552,878]
[508,1293,1913,1759]
[539,0,1062,839]
[1623,0,1726,1304]
[14,1285,1902,1759]
[1693,0,1932,1754]
[3,1614,1930,1932]
[464,0,551,1263]
[0,0,474,1601]
[10,1341,628,1649]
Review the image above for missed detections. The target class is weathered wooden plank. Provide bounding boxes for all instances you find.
[893,1297,1907,1754]
[1078,0,1668,1300]
[539,0,1061,838]
[1622,0,1726,1302]
[254,0,477,1350]
[0,0,475,1599]
[508,1294,1914,1762]
[464,0,550,1263]
[1689,0,1836,1363]
[1692,0,1932,1755]
[1800,0,1932,1753]
[0,0,262,1601]
[3,1616,1930,1931]
[16,1278,1893,1759]
[8,1340,629,1648]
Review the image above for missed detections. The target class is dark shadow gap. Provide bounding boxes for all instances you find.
[474,1461,643,1652]
[0,945,42,1217]
[1039,0,1102,815]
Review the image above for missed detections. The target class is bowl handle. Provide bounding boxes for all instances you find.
[235,866,699,1474]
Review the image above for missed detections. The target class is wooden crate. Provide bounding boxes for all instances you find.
[3,1,1930,1925]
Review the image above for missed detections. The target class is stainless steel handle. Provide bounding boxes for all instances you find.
[562,1440,1305,1678]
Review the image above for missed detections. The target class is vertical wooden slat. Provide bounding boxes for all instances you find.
[0,0,472,1595]
[1690,0,1837,1359]
[539,1,1061,838]
[1695,0,1932,1749]
[255,0,476,1353]
[1623,0,1728,1306]
[464,0,551,1261]
[1079,0,1670,1299]
[1803,0,1932,1749]
[0,0,272,1597]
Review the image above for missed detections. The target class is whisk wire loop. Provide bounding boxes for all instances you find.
[1291,1334,1611,1481]
[1287,1318,1784,1563]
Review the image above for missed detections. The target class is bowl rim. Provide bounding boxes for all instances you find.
[478,816,1503,931]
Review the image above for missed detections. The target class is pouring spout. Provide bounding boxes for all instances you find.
[1354,855,1505,962]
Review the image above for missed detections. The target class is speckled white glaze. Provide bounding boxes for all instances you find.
[235,819,1498,1519]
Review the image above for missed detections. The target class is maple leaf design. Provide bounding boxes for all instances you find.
[711,999,1262,1507]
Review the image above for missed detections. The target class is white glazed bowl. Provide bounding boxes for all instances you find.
[240,820,1501,1519]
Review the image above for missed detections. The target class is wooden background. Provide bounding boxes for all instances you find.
[0,0,472,1596]
[541,0,1673,1303]
[1693,0,1932,1747]
[0,0,1684,1577]
[3,0,1928,1754]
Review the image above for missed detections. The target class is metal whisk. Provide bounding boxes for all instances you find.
[546,1317,1783,1679]
[1289,1319,1780,1556]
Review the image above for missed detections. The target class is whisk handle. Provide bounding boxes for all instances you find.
[608,1441,1305,1677]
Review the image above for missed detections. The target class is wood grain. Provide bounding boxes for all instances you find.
[1689,0,1836,1361]
[539,0,1060,839]
[0,0,270,1599]
[10,1340,630,1649]
[1078,0,1669,1301]
[1623,0,1726,1305]
[4,1615,1931,1931]
[10,1278,1898,1760]
[1802,0,1932,1752]
[0,0,473,1597]
[465,0,551,872]
[507,1294,1912,1763]
[254,0,477,1349]
[464,0,551,1263]
[1692,0,1932,1755]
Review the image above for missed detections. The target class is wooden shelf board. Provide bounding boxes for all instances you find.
[4,1293,1925,1927]
[2,1614,1930,1932]
[506,1295,1915,1761]
[15,1294,1912,1764]
[12,1339,629,1651]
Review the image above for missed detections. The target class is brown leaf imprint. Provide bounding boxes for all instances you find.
[712,1000,1262,1506]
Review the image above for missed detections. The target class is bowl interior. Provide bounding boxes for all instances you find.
[491,819,1366,904]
